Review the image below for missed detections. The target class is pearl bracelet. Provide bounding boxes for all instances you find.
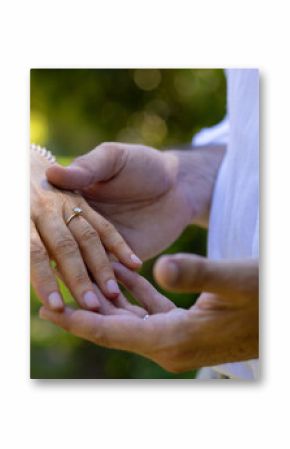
[30,143,56,164]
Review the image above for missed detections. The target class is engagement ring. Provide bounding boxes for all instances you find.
[65,207,83,226]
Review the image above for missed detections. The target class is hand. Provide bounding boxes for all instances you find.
[31,147,142,312]
[46,143,225,260]
[39,257,258,372]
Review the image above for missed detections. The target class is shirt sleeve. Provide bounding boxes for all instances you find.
[192,116,230,146]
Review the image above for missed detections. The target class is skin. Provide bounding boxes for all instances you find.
[31,148,142,312]
[40,258,258,372]
[43,142,259,370]
[46,142,226,260]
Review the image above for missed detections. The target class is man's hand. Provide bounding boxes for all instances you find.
[46,143,225,260]
[39,257,258,372]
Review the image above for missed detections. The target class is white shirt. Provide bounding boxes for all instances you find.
[193,69,259,380]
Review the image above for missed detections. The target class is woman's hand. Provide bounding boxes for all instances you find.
[39,258,258,372]
[31,146,142,312]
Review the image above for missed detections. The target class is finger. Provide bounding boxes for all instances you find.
[154,254,259,299]
[66,213,120,299]
[112,262,175,314]
[84,205,142,270]
[39,306,150,353]
[46,143,126,190]
[30,221,64,311]
[53,265,140,318]
[114,291,148,318]
[92,283,136,317]
[36,214,100,311]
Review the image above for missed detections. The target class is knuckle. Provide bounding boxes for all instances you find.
[135,277,152,294]
[106,235,126,252]
[100,220,115,237]
[192,257,206,279]
[98,143,126,173]
[73,153,91,166]
[30,241,48,265]
[32,271,54,289]
[120,272,138,291]
[173,255,206,288]
[72,270,89,285]
[79,227,99,245]
[132,276,153,298]
[96,265,114,281]
[54,237,78,257]
[32,200,56,224]
[38,195,59,214]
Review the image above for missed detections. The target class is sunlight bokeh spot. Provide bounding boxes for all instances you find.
[133,69,162,91]
[30,111,48,145]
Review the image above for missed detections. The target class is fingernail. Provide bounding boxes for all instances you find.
[83,291,100,309]
[164,260,179,285]
[106,279,120,296]
[130,254,142,265]
[48,292,63,310]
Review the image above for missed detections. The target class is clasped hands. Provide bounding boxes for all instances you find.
[31,142,258,372]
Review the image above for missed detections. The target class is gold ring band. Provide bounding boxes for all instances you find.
[65,207,83,226]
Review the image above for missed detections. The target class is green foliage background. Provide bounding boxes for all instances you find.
[30,69,226,379]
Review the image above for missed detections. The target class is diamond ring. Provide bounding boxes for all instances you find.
[65,207,83,226]
[143,314,150,320]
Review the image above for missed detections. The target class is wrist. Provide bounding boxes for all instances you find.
[30,144,57,186]
[30,145,60,218]
[168,146,226,228]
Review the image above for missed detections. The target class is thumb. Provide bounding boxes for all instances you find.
[46,143,126,190]
[153,254,258,299]
[46,163,94,190]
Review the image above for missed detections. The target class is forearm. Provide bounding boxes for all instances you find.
[168,145,226,228]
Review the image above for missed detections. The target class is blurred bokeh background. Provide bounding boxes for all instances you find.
[30,68,226,379]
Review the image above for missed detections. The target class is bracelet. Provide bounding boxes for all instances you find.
[30,143,56,164]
